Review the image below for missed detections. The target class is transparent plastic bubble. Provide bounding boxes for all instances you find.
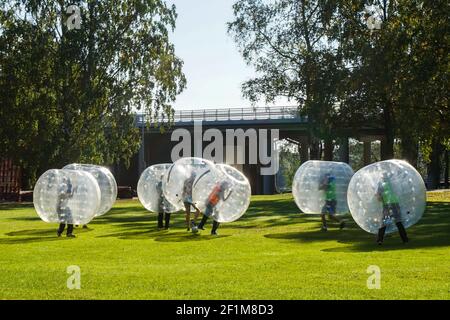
[193,164,251,223]
[63,163,117,216]
[347,160,426,234]
[163,157,219,210]
[33,169,101,225]
[292,160,354,214]
[137,163,181,213]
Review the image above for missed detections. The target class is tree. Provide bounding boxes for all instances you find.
[335,0,449,166]
[0,0,186,187]
[228,0,345,160]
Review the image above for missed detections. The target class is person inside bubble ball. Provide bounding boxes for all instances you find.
[376,173,409,245]
[56,176,76,238]
[156,175,171,230]
[181,171,201,231]
[318,173,345,231]
[197,180,232,236]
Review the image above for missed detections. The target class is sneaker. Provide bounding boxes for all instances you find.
[57,232,62,237]
[67,234,76,238]
[211,231,218,236]
[198,225,205,230]
[321,226,328,232]
[377,240,383,245]
[339,221,346,230]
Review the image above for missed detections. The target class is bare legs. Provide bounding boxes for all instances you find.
[184,202,201,230]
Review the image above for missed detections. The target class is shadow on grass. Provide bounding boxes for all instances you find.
[1,226,92,244]
[7,216,41,221]
[264,201,450,252]
[96,228,170,240]
[153,233,229,242]
[0,236,74,244]
[5,227,93,237]
[96,224,229,241]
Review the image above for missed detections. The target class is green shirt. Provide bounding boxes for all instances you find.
[325,179,336,201]
[379,181,399,205]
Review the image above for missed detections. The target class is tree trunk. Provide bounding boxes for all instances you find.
[298,137,309,163]
[426,140,443,190]
[444,149,449,189]
[381,105,394,160]
[323,138,333,161]
[309,136,320,160]
[401,136,418,167]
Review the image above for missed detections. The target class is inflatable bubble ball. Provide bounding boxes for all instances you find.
[63,163,117,216]
[33,169,101,225]
[163,157,219,210]
[347,159,426,234]
[292,160,354,214]
[193,163,251,223]
[137,163,181,213]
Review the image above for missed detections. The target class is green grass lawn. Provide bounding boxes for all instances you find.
[0,192,449,300]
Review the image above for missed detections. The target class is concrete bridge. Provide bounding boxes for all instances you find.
[114,106,384,194]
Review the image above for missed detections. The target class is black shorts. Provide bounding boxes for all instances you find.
[321,200,337,215]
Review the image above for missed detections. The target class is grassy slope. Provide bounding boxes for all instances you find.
[0,192,449,300]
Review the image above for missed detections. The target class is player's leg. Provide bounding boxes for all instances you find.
[321,203,328,231]
[57,223,65,237]
[164,212,171,230]
[198,205,212,230]
[191,202,201,224]
[393,204,408,243]
[377,206,389,244]
[184,202,191,231]
[66,224,75,237]
[328,200,345,229]
[377,226,386,245]
[211,220,220,236]
[157,212,164,229]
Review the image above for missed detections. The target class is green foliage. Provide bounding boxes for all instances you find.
[229,0,449,163]
[228,0,346,141]
[0,0,186,186]
[276,141,302,192]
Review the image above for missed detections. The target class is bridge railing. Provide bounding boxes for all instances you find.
[136,106,305,125]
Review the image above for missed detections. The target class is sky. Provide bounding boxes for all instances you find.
[167,0,256,110]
